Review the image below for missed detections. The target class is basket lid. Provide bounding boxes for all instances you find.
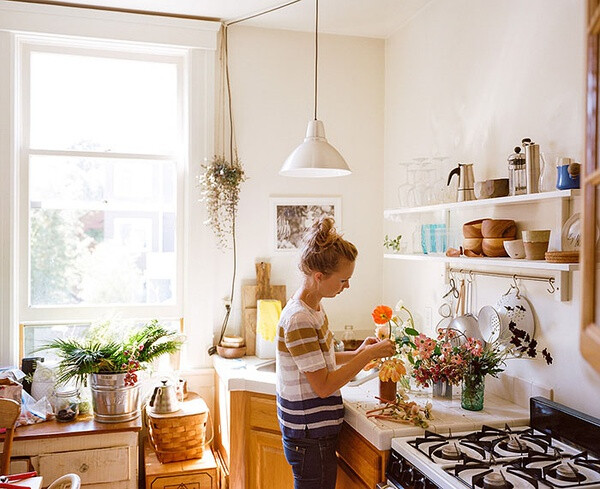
[147,392,208,419]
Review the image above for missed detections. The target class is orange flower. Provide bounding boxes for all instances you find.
[372,305,393,324]
[379,358,407,382]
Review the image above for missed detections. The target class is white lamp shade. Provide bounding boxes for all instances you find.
[280,120,351,177]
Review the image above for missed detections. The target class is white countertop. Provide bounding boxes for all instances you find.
[213,356,530,451]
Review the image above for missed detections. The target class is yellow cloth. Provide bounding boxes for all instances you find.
[257,299,282,343]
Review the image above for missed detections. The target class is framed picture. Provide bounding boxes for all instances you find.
[270,197,342,252]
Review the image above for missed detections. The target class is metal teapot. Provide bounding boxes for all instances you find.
[447,163,476,202]
[149,380,180,414]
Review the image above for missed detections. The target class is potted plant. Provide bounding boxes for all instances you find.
[42,319,183,423]
[199,155,246,355]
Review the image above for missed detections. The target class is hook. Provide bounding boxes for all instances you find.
[547,277,556,294]
[468,270,474,284]
[512,275,521,298]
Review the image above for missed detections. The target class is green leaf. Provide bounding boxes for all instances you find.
[405,327,419,336]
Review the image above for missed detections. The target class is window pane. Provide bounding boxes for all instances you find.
[29,156,177,306]
[30,51,178,154]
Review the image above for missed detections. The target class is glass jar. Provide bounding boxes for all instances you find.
[332,334,345,352]
[508,147,527,196]
[54,387,80,422]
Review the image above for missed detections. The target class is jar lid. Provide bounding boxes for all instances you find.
[508,146,525,165]
[54,387,80,397]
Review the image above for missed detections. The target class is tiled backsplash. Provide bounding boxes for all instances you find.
[486,373,553,408]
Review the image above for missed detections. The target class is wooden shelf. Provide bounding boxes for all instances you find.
[384,189,579,218]
[383,253,579,272]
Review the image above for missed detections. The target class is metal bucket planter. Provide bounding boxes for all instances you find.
[90,373,140,423]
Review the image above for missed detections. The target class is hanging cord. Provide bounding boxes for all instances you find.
[314,0,318,120]
[225,0,303,26]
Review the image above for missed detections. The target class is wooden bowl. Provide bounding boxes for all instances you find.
[463,237,483,254]
[481,219,517,238]
[463,219,487,238]
[482,237,514,257]
[217,346,247,359]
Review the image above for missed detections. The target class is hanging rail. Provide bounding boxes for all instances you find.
[447,268,556,294]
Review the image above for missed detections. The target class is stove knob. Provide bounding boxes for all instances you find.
[415,475,428,489]
[402,467,414,483]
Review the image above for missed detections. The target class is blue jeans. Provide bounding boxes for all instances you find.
[282,434,339,489]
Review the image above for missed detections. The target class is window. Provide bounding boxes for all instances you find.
[18,39,185,339]
[0,5,217,367]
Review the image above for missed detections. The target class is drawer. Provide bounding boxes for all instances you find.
[248,394,279,432]
[39,446,130,485]
[147,471,217,489]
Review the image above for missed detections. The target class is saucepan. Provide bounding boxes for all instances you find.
[448,278,484,342]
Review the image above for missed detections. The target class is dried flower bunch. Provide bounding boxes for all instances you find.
[366,391,433,428]
[199,155,246,249]
[42,319,183,386]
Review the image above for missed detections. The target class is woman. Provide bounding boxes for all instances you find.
[276,217,395,489]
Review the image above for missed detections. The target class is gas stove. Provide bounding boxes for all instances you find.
[383,398,600,489]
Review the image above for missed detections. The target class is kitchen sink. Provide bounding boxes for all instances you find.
[255,360,276,373]
[348,368,379,387]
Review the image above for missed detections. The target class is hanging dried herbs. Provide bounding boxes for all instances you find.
[199,155,246,249]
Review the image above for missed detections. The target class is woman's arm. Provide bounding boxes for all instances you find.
[305,339,395,398]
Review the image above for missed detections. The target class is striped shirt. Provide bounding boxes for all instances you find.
[276,297,344,438]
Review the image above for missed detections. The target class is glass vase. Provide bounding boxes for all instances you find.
[378,379,397,403]
[432,379,453,399]
[461,374,485,411]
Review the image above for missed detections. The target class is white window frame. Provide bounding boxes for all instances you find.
[19,39,186,321]
[0,1,219,366]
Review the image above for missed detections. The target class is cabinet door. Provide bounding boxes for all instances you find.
[247,429,294,489]
[336,459,370,489]
[583,0,600,373]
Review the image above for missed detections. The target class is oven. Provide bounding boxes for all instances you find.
[383,397,600,489]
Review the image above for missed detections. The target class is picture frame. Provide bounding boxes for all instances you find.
[270,197,342,252]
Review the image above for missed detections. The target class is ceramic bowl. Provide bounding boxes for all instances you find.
[524,241,549,260]
[474,178,510,199]
[522,229,551,242]
[504,239,526,259]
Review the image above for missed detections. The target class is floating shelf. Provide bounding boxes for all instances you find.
[384,189,579,218]
[383,253,579,272]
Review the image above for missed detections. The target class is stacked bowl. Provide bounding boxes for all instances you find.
[481,219,516,257]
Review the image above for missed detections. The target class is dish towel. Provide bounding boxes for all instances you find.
[256,299,282,343]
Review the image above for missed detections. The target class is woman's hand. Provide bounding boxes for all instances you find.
[355,336,378,353]
[366,338,396,360]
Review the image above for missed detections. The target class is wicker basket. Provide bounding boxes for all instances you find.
[147,393,209,464]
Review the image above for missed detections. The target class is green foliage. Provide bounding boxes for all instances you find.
[199,155,246,249]
[384,234,402,252]
[40,319,183,386]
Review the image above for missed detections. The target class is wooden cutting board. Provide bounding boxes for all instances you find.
[242,262,286,355]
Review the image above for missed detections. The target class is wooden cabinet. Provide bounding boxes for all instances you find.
[9,416,140,489]
[247,429,294,489]
[213,375,293,489]
[582,0,600,373]
[213,375,389,489]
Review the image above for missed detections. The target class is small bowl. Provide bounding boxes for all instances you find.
[482,237,513,257]
[522,229,551,242]
[504,239,526,259]
[481,219,517,238]
[463,237,483,254]
[524,241,549,260]
[463,218,487,238]
[217,345,247,359]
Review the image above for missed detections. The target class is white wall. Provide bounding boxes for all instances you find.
[194,26,385,365]
[383,0,600,417]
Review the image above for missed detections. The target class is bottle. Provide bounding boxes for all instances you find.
[333,334,344,352]
[343,324,355,342]
[539,153,558,192]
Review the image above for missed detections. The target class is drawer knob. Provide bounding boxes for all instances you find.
[79,463,89,473]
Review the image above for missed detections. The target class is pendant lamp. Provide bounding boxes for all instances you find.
[279,0,351,177]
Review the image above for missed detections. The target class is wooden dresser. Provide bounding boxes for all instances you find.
[7,415,141,489]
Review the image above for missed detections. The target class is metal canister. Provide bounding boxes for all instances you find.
[523,138,540,193]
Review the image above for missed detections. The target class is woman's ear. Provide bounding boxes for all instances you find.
[313,271,323,284]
